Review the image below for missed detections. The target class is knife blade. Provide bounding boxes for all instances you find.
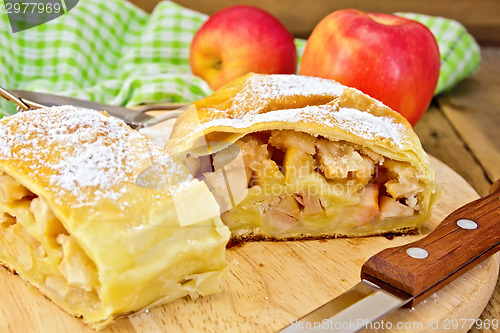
[280,179,500,332]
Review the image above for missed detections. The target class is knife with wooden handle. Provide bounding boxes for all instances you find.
[280,180,500,332]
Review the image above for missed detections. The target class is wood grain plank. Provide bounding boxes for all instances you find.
[437,47,500,184]
[414,106,491,196]
[439,102,500,183]
[130,0,500,44]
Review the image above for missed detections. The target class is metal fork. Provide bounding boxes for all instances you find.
[0,86,185,129]
[0,86,46,112]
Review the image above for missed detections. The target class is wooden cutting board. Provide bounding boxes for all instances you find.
[0,156,498,333]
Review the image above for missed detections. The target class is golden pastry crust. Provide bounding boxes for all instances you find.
[167,73,438,242]
[168,73,419,154]
[0,106,230,329]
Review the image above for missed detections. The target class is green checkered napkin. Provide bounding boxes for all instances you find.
[0,0,480,117]
[0,0,212,117]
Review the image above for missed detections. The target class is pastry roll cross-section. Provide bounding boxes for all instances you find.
[166,74,439,243]
[0,106,230,329]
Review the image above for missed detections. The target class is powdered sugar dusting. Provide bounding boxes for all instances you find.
[333,107,407,145]
[227,74,345,116]
[195,105,408,147]
[0,106,184,207]
[240,74,345,100]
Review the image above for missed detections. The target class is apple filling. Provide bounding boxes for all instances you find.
[0,172,101,314]
[190,130,426,240]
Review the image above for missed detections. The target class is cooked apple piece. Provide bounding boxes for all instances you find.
[295,193,323,215]
[384,160,425,210]
[354,184,380,225]
[0,213,16,227]
[264,210,299,236]
[0,174,33,203]
[379,195,414,219]
[57,234,98,292]
[31,197,67,240]
[275,195,300,217]
[235,136,271,183]
[269,130,317,155]
[283,147,316,184]
[316,139,374,186]
[262,196,301,236]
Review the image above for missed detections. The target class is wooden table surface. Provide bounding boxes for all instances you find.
[413,46,500,333]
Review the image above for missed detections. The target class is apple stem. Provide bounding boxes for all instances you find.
[213,59,222,70]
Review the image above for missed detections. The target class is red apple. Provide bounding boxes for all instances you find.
[190,5,297,90]
[300,9,440,125]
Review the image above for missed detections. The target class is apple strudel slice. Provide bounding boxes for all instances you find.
[0,106,230,329]
[166,73,438,244]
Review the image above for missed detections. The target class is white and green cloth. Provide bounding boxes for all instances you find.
[0,0,480,117]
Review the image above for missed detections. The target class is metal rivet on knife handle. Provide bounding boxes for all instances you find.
[456,218,478,230]
[360,180,500,306]
[406,247,429,259]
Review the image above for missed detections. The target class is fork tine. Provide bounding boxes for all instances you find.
[0,86,31,111]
